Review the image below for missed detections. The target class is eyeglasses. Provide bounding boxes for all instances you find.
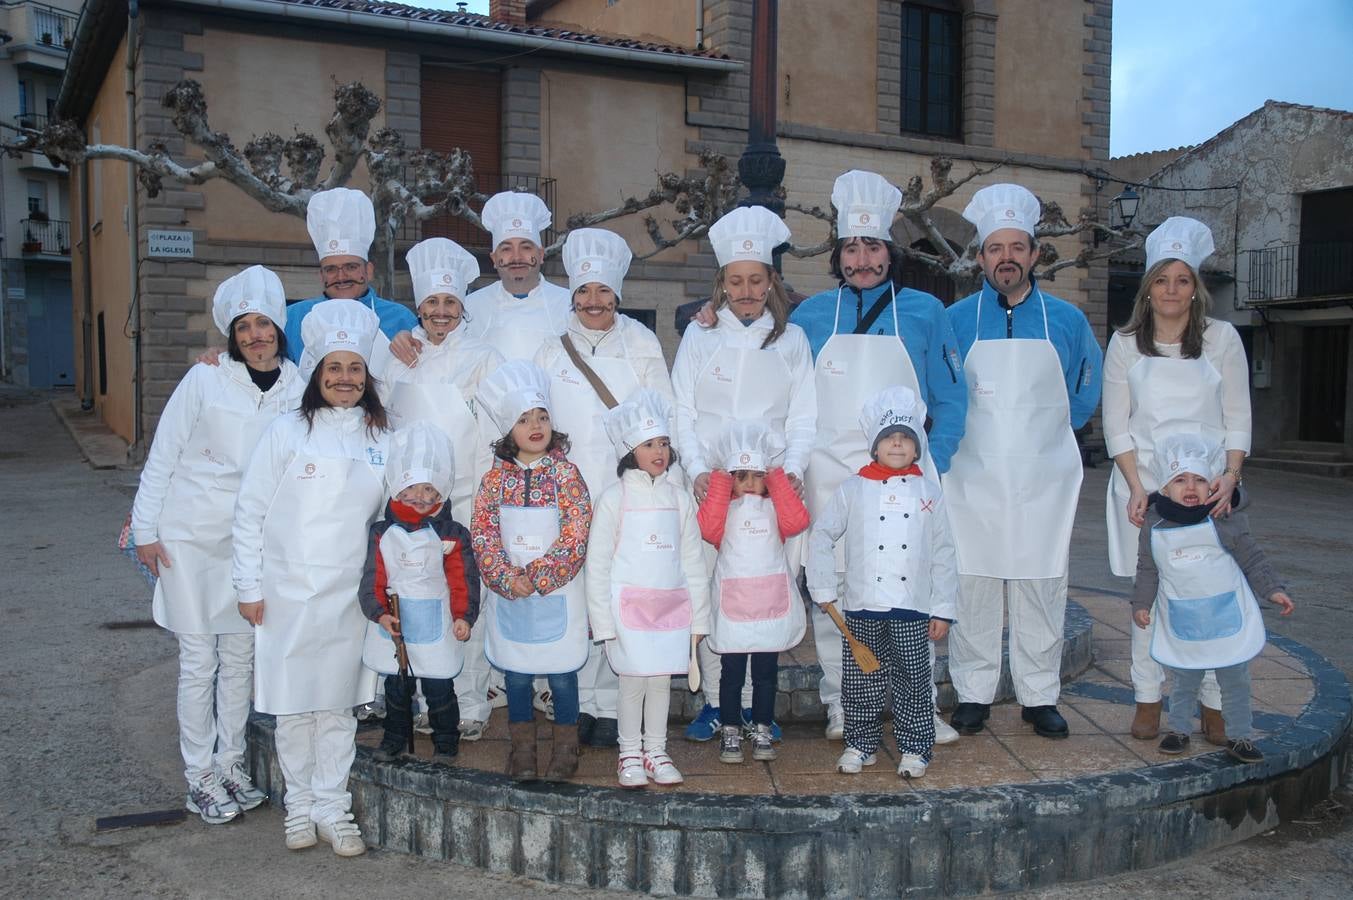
[321,261,366,278]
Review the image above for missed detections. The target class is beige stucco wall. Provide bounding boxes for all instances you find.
[777,0,877,134]
[992,0,1087,159]
[535,0,696,48]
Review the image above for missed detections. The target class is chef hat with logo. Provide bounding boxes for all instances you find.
[563,228,633,299]
[306,187,376,263]
[708,420,786,474]
[406,237,481,308]
[1154,432,1224,486]
[386,420,456,501]
[603,389,672,458]
[962,183,1042,248]
[211,265,287,337]
[1145,216,1215,273]
[480,191,551,250]
[832,170,903,242]
[708,206,791,268]
[860,384,929,460]
[298,299,380,380]
[478,359,552,434]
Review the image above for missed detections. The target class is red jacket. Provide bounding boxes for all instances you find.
[358,500,479,624]
[697,468,810,549]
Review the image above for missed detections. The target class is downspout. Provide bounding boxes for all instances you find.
[127,1,141,457]
[79,161,94,409]
[695,0,705,50]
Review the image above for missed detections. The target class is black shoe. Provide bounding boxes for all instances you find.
[950,702,990,735]
[576,712,597,746]
[432,744,459,765]
[1158,731,1190,755]
[1021,705,1070,739]
[1226,738,1264,764]
[590,716,619,748]
[372,739,405,762]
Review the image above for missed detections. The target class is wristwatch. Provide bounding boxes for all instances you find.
[1224,466,1243,485]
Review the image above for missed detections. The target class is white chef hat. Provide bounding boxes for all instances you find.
[832,170,903,242]
[708,206,791,268]
[708,420,785,474]
[405,237,480,307]
[603,389,673,458]
[306,187,376,262]
[1145,216,1215,273]
[860,384,929,460]
[563,228,633,299]
[386,420,456,501]
[963,183,1041,247]
[211,265,287,337]
[1154,432,1224,486]
[480,191,551,250]
[478,359,552,434]
[297,299,380,380]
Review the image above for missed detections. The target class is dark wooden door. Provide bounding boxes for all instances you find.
[420,65,502,248]
[1299,324,1349,442]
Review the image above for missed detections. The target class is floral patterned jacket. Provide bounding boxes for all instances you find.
[471,448,592,598]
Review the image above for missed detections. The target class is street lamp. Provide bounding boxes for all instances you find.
[1112,187,1140,229]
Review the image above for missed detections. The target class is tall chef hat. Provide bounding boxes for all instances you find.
[1154,432,1224,486]
[1145,216,1215,273]
[962,183,1042,247]
[832,170,903,242]
[708,420,785,474]
[386,420,456,500]
[481,191,551,250]
[563,228,633,299]
[306,187,376,262]
[297,299,380,380]
[211,265,287,337]
[603,389,673,458]
[478,359,552,434]
[708,206,791,268]
[406,237,481,307]
[860,384,929,460]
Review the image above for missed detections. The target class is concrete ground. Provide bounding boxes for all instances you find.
[2,386,1350,897]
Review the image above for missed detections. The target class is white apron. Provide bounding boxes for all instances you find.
[604,488,692,676]
[482,501,589,674]
[803,285,930,571]
[1106,354,1225,576]
[548,348,642,499]
[1148,519,1265,669]
[708,494,805,653]
[943,291,1083,579]
[476,284,567,361]
[255,454,382,715]
[361,524,465,679]
[387,380,481,525]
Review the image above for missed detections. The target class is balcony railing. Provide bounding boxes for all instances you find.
[13,112,48,131]
[29,3,77,48]
[20,216,70,254]
[398,169,558,249]
[1245,241,1353,303]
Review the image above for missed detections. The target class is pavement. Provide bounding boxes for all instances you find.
[2,384,1351,897]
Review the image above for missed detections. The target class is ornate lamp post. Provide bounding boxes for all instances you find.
[737,0,785,216]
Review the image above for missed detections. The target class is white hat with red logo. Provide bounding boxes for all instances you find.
[962,183,1041,247]
[708,205,791,268]
[1145,216,1215,273]
[386,420,456,500]
[306,187,376,262]
[478,359,552,433]
[298,298,379,379]
[563,227,633,299]
[406,237,481,307]
[708,420,785,474]
[832,170,902,242]
[481,191,551,250]
[1154,431,1223,486]
[211,264,287,336]
[603,389,672,457]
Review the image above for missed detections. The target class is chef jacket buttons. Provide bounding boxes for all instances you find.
[900,576,907,581]
[879,515,885,521]
[902,544,907,550]
[878,544,885,550]
[903,513,909,518]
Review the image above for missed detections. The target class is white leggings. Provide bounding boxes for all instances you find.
[175,632,253,784]
[617,674,672,754]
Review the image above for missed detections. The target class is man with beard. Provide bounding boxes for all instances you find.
[942,183,1102,741]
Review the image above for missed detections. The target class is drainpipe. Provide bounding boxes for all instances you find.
[695,0,705,50]
[79,161,94,409]
[127,1,141,457]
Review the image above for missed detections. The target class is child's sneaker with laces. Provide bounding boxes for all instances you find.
[685,703,722,742]
[316,812,366,857]
[897,753,928,778]
[284,811,317,850]
[486,685,508,709]
[1226,738,1264,764]
[534,688,555,721]
[933,713,961,745]
[458,719,486,741]
[643,751,684,785]
[749,723,777,761]
[836,747,877,774]
[413,711,432,735]
[824,706,845,740]
[718,725,744,763]
[742,709,782,741]
[1158,731,1190,755]
[186,771,241,825]
[617,754,647,788]
[218,762,267,811]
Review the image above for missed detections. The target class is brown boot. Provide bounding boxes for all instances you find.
[1130,701,1163,740]
[506,721,538,781]
[543,722,580,781]
[1201,705,1227,746]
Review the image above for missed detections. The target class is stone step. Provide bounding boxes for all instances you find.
[1246,456,1353,478]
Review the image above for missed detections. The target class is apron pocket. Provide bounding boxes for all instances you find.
[395,596,446,644]
[619,587,692,631]
[1166,591,1242,641]
[720,574,790,623]
[496,593,568,644]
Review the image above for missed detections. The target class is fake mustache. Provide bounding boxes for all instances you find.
[843,263,887,279]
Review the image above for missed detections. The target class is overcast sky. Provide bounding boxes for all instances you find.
[405,0,1353,158]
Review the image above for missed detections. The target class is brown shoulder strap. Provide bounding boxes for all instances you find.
[559,334,620,409]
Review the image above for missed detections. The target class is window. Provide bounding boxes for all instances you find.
[900,2,962,140]
[27,180,47,215]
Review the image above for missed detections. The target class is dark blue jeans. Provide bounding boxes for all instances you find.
[720,652,777,727]
[383,674,459,753]
[504,670,579,725]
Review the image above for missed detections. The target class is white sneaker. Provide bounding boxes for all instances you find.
[355,700,385,721]
[933,713,960,745]
[185,771,241,825]
[643,751,684,785]
[459,719,486,741]
[617,754,648,788]
[825,706,845,741]
[534,688,555,721]
[284,812,317,850]
[316,813,367,857]
[218,762,267,811]
[750,724,777,761]
[487,684,508,709]
[836,747,878,774]
[897,753,928,778]
[414,711,432,735]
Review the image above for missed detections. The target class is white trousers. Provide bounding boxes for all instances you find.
[1130,605,1222,707]
[273,709,356,825]
[696,639,753,711]
[455,614,493,721]
[618,674,672,754]
[176,632,254,784]
[949,575,1066,707]
[578,640,620,718]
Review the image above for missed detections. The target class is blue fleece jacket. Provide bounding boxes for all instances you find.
[283,288,418,364]
[790,281,967,473]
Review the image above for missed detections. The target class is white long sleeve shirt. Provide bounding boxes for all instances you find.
[670,307,817,479]
[462,278,572,360]
[584,468,711,641]
[533,312,675,405]
[807,471,958,620]
[1102,318,1252,458]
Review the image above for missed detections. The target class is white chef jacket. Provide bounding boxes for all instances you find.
[462,278,572,358]
[533,313,675,406]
